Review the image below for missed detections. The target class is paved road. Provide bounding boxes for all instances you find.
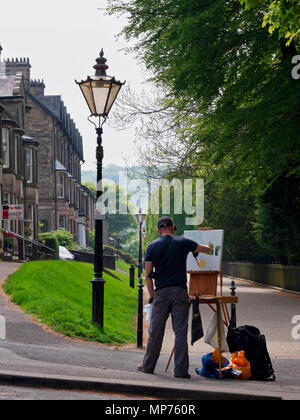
[0,261,299,400]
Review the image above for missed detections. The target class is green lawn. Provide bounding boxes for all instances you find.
[3,260,138,344]
[116,258,134,273]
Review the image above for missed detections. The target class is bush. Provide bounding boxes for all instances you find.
[39,236,59,260]
[39,229,73,249]
[71,244,94,253]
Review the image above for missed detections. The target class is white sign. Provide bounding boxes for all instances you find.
[2,205,24,221]
[185,229,224,272]
[94,202,106,220]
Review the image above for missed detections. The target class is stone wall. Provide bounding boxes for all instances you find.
[223,261,300,293]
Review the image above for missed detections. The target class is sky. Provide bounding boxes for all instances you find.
[0,0,147,170]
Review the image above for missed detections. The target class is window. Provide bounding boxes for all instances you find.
[25,148,33,183]
[59,215,66,229]
[2,128,9,168]
[58,173,65,199]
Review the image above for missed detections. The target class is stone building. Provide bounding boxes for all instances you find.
[0,52,39,259]
[0,103,4,254]
[3,56,95,246]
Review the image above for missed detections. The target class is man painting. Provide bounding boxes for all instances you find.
[137,217,212,378]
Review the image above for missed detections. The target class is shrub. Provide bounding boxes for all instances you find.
[39,229,73,250]
[39,236,59,260]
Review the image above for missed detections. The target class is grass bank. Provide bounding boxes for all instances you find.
[3,260,138,344]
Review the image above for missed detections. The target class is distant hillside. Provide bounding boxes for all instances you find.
[82,164,147,185]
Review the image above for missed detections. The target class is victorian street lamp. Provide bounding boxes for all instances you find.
[76,50,125,328]
[135,208,146,348]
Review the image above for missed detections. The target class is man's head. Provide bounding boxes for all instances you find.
[157,216,176,236]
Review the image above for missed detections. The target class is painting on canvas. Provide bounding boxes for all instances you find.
[185,230,224,272]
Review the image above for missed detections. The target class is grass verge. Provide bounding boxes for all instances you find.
[3,260,138,344]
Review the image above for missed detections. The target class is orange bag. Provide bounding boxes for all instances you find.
[211,348,227,366]
[223,351,252,380]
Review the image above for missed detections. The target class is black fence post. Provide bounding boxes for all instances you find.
[230,280,237,329]
[130,265,135,289]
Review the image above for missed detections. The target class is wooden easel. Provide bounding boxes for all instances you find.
[188,227,230,326]
[165,228,238,378]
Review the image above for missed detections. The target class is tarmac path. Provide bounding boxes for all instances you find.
[0,261,299,400]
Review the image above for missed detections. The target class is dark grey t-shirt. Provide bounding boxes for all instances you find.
[144,235,198,290]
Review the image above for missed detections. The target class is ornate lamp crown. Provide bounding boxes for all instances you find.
[94,49,109,76]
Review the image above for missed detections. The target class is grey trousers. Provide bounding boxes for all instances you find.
[142,286,190,376]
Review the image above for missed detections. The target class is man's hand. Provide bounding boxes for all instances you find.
[195,243,214,255]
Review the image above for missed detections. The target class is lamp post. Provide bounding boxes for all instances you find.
[135,208,146,347]
[76,50,125,328]
[135,209,146,278]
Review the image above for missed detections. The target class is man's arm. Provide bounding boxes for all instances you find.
[194,243,213,255]
[145,261,155,300]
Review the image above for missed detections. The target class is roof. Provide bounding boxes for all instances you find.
[22,135,39,146]
[28,91,84,162]
[0,101,19,126]
[55,160,68,171]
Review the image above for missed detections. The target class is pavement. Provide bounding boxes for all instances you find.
[0,261,299,400]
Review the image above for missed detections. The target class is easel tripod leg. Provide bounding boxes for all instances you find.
[216,302,223,379]
[165,347,175,373]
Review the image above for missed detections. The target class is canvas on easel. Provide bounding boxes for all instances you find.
[184,229,224,296]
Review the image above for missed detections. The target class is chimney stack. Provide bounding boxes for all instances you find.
[5,57,31,90]
[29,79,45,96]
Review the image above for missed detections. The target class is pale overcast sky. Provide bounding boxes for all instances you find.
[0,0,146,170]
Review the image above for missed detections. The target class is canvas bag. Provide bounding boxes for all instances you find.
[204,311,229,352]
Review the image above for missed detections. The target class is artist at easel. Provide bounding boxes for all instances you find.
[136,217,212,379]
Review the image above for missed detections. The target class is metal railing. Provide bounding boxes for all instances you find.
[0,227,55,261]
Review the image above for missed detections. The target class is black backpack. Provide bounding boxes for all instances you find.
[227,325,276,381]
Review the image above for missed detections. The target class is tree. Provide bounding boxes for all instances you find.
[107,0,300,194]
[254,174,300,264]
[104,183,137,236]
[82,181,96,198]
[107,0,300,262]
[240,0,300,45]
